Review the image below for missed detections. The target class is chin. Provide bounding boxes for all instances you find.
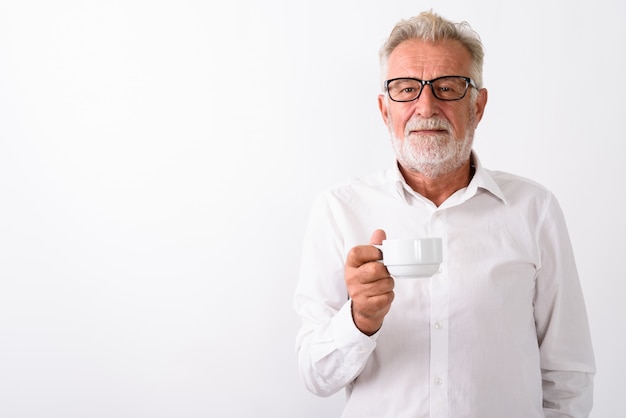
[399,153,469,179]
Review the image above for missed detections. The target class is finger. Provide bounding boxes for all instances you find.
[346,229,388,268]
[369,229,387,246]
[359,275,395,297]
[346,245,382,268]
[354,259,392,283]
[351,280,395,320]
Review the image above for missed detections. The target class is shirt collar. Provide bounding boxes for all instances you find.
[467,153,507,204]
[390,152,507,205]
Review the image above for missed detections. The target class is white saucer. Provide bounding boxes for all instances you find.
[387,263,440,278]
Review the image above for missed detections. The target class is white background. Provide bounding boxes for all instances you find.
[0,1,623,417]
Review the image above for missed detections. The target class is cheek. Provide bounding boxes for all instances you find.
[446,109,473,138]
[391,119,405,138]
[387,110,409,137]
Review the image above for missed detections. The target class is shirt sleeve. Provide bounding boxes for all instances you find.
[533,193,596,417]
[293,192,378,397]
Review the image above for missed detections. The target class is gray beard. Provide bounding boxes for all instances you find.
[389,116,475,179]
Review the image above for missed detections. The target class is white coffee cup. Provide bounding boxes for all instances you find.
[374,238,443,278]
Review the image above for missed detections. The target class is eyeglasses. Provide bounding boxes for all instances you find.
[384,75,477,102]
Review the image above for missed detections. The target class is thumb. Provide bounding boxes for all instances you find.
[369,229,387,245]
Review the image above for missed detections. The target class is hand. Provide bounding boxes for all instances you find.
[345,229,395,336]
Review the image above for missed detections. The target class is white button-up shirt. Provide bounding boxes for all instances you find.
[294,155,595,418]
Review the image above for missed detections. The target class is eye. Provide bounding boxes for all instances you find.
[389,79,421,97]
[436,82,458,94]
[431,77,469,99]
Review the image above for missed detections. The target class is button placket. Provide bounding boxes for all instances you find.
[429,209,448,418]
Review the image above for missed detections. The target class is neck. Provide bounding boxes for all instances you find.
[399,159,474,207]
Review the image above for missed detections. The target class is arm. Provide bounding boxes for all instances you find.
[294,300,378,396]
[533,194,596,417]
[293,195,393,396]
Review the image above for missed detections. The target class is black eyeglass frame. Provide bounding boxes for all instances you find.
[384,75,478,102]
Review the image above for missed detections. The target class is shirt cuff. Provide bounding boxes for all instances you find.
[331,300,380,350]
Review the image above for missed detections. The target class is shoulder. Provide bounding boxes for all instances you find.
[485,169,564,222]
[317,169,394,203]
[488,169,553,198]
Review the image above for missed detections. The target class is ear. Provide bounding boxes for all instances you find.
[473,88,488,125]
[378,94,390,127]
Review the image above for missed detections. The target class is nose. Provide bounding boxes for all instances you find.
[413,84,439,118]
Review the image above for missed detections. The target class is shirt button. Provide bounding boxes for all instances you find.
[434,377,443,386]
[434,321,443,329]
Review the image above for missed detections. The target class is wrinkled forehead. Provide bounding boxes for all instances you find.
[386,39,473,80]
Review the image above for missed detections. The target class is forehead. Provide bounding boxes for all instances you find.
[387,39,473,79]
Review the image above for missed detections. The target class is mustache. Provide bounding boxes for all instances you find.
[404,117,452,136]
